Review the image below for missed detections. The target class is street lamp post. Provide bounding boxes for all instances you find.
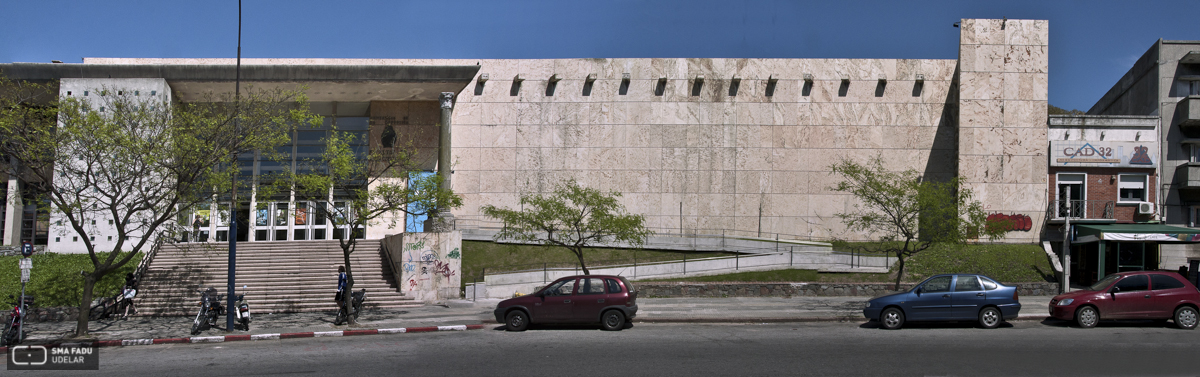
[227,0,242,332]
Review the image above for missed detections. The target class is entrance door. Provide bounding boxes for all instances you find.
[1057,174,1084,218]
[1117,243,1145,272]
[253,202,291,241]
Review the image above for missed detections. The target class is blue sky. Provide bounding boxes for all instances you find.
[2,0,1196,111]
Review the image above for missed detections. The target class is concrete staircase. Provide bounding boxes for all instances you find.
[137,240,420,316]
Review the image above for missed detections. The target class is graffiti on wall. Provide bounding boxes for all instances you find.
[986,213,1032,232]
[401,237,459,292]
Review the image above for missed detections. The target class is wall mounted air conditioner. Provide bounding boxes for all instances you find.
[1138,202,1155,215]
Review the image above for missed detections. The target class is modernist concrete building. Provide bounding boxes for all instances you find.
[1070,39,1200,281]
[1,18,1050,253]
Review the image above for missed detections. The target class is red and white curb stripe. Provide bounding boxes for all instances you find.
[0,324,486,354]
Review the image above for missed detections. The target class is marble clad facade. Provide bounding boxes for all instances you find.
[18,18,1048,247]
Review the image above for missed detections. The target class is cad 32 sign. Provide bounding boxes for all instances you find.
[986,213,1032,232]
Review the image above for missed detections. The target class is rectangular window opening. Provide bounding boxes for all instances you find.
[1118,174,1148,202]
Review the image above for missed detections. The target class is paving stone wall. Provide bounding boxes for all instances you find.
[25,306,82,323]
[636,281,1059,298]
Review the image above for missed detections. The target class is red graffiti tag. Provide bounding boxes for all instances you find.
[987,213,1032,232]
[433,260,455,280]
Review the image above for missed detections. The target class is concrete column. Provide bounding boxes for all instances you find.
[438,92,454,190]
[3,174,21,245]
[428,92,456,233]
[248,184,258,241]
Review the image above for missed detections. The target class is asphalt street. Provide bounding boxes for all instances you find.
[7,319,1199,376]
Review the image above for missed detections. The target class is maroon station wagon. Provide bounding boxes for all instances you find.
[1049,271,1200,329]
[494,275,638,331]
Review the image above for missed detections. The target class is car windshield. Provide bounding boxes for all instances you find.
[1086,274,1122,291]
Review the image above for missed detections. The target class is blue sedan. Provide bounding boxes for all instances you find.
[863,274,1022,329]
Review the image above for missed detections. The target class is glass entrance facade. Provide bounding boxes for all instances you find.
[180,111,371,243]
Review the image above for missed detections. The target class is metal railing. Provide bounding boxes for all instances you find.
[1046,199,1113,220]
[132,231,169,288]
[453,217,838,245]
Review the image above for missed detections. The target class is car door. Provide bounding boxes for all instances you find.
[950,275,987,320]
[908,276,954,320]
[1105,274,1151,319]
[570,277,609,322]
[1150,274,1189,318]
[536,278,578,323]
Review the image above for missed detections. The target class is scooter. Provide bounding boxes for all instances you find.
[334,289,366,326]
[1,295,32,346]
[233,288,251,331]
[190,287,224,335]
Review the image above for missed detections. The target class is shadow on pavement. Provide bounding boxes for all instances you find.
[858,320,1015,330]
[1042,317,1178,329]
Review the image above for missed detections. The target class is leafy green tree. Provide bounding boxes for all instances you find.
[829,156,1009,290]
[481,179,651,275]
[284,127,461,323]
[0,75,316,337]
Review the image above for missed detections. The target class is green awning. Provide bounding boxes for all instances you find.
[1074,224,1200,243]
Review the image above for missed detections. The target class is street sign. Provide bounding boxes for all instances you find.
[21,241,33,257]
[20,258,32,282]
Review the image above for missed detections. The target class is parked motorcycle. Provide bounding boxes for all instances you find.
[233,287,251,331]
[1,294,32,346]
[191,287,224,335]
[334,289,366,325]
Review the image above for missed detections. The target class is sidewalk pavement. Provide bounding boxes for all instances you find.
[2,296,1054,352]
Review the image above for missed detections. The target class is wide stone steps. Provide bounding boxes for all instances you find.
[136,240,418,316]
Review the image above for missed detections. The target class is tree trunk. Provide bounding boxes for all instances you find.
[75,273,98,338]
[342,237,357,325]
[573,248,590,275]
[893,255,906,291]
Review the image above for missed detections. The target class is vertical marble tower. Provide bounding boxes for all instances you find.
[956,19,1049,243]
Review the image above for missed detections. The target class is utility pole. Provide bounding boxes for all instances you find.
[227,0,242,331]
[1061,191,1071,294]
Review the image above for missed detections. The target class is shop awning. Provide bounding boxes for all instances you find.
[1074,224,1200,243]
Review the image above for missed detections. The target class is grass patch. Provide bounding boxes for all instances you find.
[904,243,1054,283]
[462,240,734,284]
[640,268,891,283]
[0,252,141,308]
[462,240,1055,286]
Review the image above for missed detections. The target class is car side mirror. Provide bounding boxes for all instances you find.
[915,287,923,296]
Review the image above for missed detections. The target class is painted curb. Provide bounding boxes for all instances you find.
[478,313,1054,324]
[0,324,485,354]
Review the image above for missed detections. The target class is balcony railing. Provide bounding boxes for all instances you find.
[1046,199,1114,220]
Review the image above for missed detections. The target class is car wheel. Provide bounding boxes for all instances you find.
[1174,306,1198,330]
[601,310,626,331]
[505,310,529,332]
[1075,306,1098,328]
[978,307,1001,329]
[881,307,904,330]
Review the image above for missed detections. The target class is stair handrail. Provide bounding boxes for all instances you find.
[379,234,405,294]
[131,231,168,288]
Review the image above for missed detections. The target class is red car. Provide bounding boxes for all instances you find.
[1049,271,1200,329]
[494,275,638,331]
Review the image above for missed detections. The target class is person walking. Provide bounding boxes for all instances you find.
[192,215,202,242]
[336,266,348,312]
[121,273,139,320]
